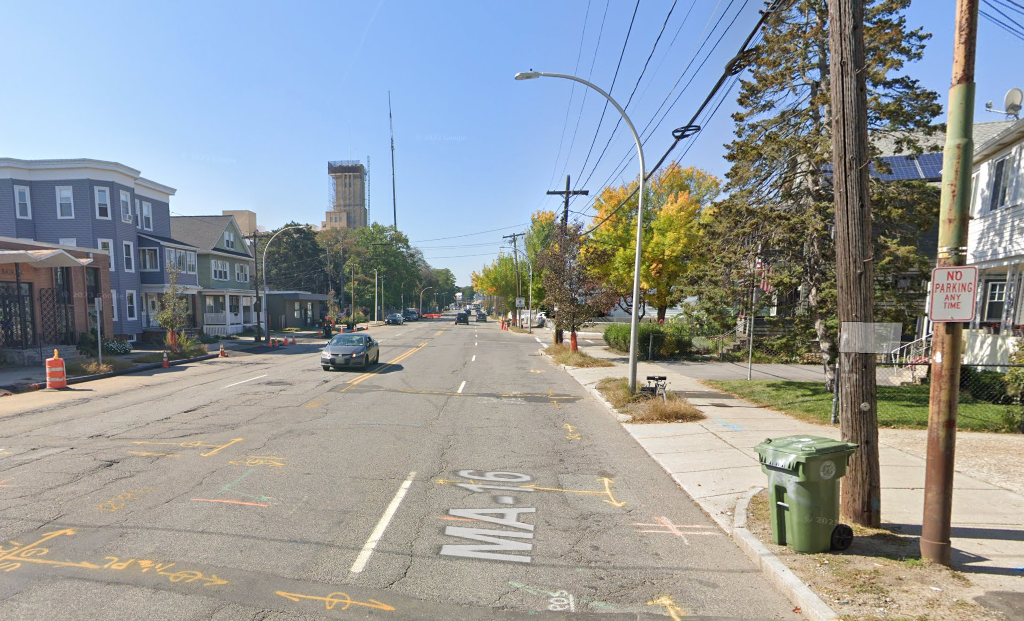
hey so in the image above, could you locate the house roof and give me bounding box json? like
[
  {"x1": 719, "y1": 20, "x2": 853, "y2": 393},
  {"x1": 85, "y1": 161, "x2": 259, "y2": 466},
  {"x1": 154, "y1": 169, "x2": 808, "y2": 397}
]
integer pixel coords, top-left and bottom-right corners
[
  {"x1": 170, "y1": 215, "x2": 252, "y2": 257},
  {"x1": 138, "y1": 232, "x2": 197, "y2": 249},
  {"x1": 974, "y1": 117, "x2": 1024, "y2": 162}
]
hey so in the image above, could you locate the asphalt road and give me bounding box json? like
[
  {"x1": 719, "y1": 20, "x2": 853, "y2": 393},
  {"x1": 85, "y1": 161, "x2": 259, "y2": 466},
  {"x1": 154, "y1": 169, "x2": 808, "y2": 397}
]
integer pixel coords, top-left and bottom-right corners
[{"x1": 0, "y1": 316, "x2": 801, "y2": 620}]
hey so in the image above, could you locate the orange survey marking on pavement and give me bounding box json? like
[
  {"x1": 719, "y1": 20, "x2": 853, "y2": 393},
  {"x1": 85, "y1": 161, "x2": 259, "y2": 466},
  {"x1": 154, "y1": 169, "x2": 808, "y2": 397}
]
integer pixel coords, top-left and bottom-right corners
[
  {"x1": 633, "y1": 517, "x2": 720, "y2": 544},
  {"x1": 100, "y1": 556, "x2": 229, "y2": 586},
  {"x1": 130, "y1": 437, "x2": 243, "y2": 457},
  {"x1": 276, "y1": 590, "x2": 395, "y2": 612},
  {"x1": 648, "y1": 595, "x2": 687, "y2": 619},
  {"x1": 0, "y1": 479, "x2": 12, "y2": 488},
  {"x1": 0, "y1": 530, "x2": 100, "y2": 572},
  {"x1": 128, "y1": 451, "x2": 180, "y2": 457},
  {"x1": 192, "y1": 498, "x2": 268, "y2": 508}
]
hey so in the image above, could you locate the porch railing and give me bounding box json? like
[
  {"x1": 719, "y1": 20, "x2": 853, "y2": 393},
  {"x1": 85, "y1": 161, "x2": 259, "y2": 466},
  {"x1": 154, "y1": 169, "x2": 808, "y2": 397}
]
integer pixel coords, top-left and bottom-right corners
[{"x1": 204, "y1": 312, "x2": 226, "y2": 325}]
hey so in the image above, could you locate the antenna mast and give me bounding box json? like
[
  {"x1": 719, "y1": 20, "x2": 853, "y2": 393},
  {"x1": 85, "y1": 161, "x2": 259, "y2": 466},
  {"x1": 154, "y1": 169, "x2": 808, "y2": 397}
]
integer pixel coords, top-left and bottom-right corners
[
  {"x1": 389, "y1": 91, "x2": 398, "y2": 230},
  {"x1": 366, "y1": 155, "x2": 371, "y2": 225}
]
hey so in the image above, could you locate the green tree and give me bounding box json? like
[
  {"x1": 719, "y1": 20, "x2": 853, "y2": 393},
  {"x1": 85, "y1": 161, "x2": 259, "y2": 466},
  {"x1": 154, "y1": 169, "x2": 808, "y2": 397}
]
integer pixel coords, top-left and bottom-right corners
[
  {"x1": 472, "y1": 255, "x2": 519, "y2": 316},
  {"x1": 699, "y1": 0, "x2": 942, "y2": 383},
  {"x1": 259, "y1": 223, "x2": 324, "y2": 293},
  {"x1": 524, "y1": 210, "x2": 557, "y2": 311},
  {"x1": 538, "y1": 224, "x2": 618, "y2": 351},
  {"x1": 589, "y1": 163, "x2": 720, "y2": 320},
  {"x1": 156, "y1": 266, "x2": 191, "y2": 353}
]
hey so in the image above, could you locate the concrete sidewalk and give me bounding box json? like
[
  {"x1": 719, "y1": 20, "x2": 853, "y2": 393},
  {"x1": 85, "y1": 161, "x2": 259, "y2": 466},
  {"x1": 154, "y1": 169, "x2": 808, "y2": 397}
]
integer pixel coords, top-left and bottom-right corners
[{"x1": 554, "y1": 341, "x2": 1024, "y2": 614}]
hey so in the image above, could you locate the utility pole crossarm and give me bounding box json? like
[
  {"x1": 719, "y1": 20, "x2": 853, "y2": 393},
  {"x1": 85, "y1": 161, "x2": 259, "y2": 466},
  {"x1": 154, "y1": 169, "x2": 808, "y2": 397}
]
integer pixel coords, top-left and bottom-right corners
[{"x1": 547, "y1": 175, "x2": 589, "y2": 231}]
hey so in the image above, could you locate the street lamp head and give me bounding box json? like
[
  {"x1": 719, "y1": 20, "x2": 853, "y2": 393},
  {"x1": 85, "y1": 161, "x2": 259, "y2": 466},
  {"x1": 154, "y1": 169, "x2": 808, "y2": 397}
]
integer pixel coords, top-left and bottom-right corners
[{"x1": 515, "y1": 71, "x2": 541, "y2": 81}]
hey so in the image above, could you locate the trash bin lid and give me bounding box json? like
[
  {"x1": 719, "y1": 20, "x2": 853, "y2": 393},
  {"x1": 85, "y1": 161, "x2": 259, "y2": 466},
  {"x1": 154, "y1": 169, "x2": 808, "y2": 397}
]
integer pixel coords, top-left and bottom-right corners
[{"x1": 755, "y1": 435, "x2": 858, "y2": 458}]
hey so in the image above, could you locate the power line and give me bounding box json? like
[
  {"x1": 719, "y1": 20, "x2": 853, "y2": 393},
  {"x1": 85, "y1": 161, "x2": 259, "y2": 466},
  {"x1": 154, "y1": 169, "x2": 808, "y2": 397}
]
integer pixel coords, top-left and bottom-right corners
[
  {"x1": 576, "y1": 0, "x2": 680, "y2": 191},
  {"x1": 410, "y1": 223, "x2": 528, "y2": 243},
  {"x1": 546, "y1": 0, "x2": 594, "y2": 191},
  {"x1": 573, "y1": 0, "x2": 641, "y2": 186},
  {"x1": 583, "y1": 0, "x2": 781, "y2": 236},
  {"x1": 575, "y1": 0, "x2": 747, "y2": 214}
]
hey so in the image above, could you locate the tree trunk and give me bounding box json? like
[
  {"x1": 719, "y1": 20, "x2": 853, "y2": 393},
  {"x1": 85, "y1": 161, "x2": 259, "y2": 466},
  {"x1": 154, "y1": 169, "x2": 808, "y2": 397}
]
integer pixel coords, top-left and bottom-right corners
[
  {"x1": 657, "y1": 306, "x2": 667, "y2": 321},
  {"x1": 570, "y1": 331, "x2": 578, "y2": 352},
  {"x1": 830, "y1": 0, "x2": 880, "y2": 527}
]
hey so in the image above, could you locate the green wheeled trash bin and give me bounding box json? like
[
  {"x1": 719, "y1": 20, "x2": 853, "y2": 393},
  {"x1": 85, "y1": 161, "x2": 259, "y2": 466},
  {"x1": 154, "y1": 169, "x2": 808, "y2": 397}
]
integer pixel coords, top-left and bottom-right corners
[{"x1": 753, "y1": 435, "x2": 858, "y2": 553}]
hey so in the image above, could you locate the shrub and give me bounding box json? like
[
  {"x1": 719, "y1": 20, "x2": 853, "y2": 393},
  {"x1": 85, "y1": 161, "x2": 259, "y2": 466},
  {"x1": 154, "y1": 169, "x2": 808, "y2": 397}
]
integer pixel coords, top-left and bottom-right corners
[
  {"x1": 77, "y1": 331, "x2": 132, "y2": 356},
  {"x1": 198, "y1": 333, "x2": 220, "y2": 344},
  {"x1": 102, "y1": 338, "x2": 133, "y2": 355},
  {"x1": 603, "y1": 323, "x2": 692, "y2": 359},
  {"x1": 164, "y1": 331, "x2": 208, "y2": 358}
]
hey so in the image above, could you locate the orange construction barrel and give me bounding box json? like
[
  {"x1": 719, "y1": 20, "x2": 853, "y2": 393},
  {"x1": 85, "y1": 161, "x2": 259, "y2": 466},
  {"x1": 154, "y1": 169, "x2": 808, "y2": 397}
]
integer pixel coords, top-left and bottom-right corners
[{"x1": 46, "y1": 349, "x2": 68, "y2": 389}]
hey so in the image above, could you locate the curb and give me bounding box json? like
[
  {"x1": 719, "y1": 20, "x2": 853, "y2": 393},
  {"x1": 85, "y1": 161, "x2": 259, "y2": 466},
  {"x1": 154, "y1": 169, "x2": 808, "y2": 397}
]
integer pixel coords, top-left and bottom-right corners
[
  {"x1": 547, "y1": 352, "x2": 840, "y2": 621},
  {"x1": 732, "y1": 489, "x2": 840, "y2": 621},
  {"x1": 21, "y1": 353, "x2": 220, "y2": 391},
  {"x1": 538, "y1": 347, "x2": 632, "y2": 422}
]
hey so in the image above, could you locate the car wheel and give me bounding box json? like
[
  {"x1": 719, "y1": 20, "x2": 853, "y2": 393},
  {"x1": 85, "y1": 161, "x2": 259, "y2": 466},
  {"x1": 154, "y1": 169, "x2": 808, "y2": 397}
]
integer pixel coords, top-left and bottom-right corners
[
  {"x1": 373, "y1": 351, "x2": 379, "y2": 364},
  {"x1": 361, "y1": 355, "x2": 369, "y2": 369},
  {"x1": 322, "y1": 366, "x2": 331, "y2": 371}
]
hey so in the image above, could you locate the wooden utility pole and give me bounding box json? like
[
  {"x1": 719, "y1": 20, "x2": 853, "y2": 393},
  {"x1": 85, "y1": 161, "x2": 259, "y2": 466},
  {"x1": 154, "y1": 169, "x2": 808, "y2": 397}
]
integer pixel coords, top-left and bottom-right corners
[
  {"x1": 547, "y1": 175, "x2": 588, "y2": 343},
  {"x1": 829, "y1": 0, "x2": 880, "y2": 526},
  {"x1": 548, "y1": 175, "x2": 589, "y2": 232},
  {"x1": 921, "y1": 0, "x2": 978, "y2": 566},
  {"x1": 249, "y1": 232, "x2": 263, "y2": 343}
]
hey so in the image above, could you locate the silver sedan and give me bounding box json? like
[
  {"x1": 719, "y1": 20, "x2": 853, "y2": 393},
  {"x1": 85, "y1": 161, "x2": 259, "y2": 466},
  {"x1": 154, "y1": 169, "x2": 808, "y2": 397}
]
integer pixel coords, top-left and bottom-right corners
[{"x1": 321, "y1": 334, "x2": 380, "y2": 371}]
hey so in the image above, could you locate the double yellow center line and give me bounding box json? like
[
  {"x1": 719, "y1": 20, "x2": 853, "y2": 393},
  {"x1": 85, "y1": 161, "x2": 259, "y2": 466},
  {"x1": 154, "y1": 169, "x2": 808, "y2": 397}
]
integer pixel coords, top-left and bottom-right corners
[{"x1": 344, "y1": 342, "x2": 428, "y2": 388}]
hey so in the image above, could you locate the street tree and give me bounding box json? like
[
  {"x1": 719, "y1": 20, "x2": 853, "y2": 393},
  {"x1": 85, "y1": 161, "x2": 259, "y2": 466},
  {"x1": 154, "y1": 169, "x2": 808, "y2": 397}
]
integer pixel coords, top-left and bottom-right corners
[
  {"x1": 524, "y1": 210, "x2": 557, "y2": 311},
  {"x1": 700, "y1": 0, "x2": 941, "y2": 387},
  {"x1": 537, "y1": 223, "x2": 618, "y2": 351},
  {"x1": 589, "y1": 163, "x2": 720, "y2": 320},
  {"x1": 259, "y1": 222, "x2": 324, "y2": 293},
  {"x1": 156, "y1": 266, "x2": 191, "y2": 353},
  {"x1": 472, "y1": 255, "x2": 519, "y2": 316}
]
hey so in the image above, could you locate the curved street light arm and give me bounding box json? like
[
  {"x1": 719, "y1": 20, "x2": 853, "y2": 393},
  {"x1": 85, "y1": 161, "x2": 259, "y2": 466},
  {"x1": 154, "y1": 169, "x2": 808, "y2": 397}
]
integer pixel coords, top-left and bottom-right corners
[{"x1": 261, "y1": 225, "x2": 310, "y2": 341}]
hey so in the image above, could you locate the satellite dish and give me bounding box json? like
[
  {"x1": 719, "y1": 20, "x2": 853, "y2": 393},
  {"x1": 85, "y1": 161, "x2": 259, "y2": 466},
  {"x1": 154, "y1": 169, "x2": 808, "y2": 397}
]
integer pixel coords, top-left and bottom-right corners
[{"x1": 1005, "y1": 88, "x2": 1023, "y2": 116}]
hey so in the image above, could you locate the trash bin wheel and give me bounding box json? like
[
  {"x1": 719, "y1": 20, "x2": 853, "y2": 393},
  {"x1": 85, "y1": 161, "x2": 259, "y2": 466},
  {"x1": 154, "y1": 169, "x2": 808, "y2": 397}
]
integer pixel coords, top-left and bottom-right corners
[{"x1": 831, "y1": 524, "x2": 854, "y2": 551}]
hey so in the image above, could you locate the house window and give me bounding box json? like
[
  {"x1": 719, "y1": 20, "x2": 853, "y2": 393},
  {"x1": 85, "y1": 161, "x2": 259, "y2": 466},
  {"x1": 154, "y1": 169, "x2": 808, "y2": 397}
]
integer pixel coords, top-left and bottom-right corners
[
  {"x1": 122, "y1": 241, "x2": 135, "y2": 272},
  {"x1": 212, "y1": 260, "x2": 229, "y2": 281},
  {"x1": 57, "y1": 186, "x2": 74, "y2": 219},
  {"x1": 235, "y1": 263, "x2": 250, "y2": 283},
  {"x1": 111, "y1": 289, "x2": 119, "y2": 320},
  {"x1": 135, "y1": 199, "x2": 142, "y2": 228},
  {"x1": 140, "y1": 248, "x2": 159, "y2": 271},
  {"x1": 294, "y1": 301, "x2": 302, "y2": 319},
  {"x1": 95, "y1": 187, "x2": 111, "y2": 219},
  {"x1": 224, "y1": 231, "x2": 235, "y2": 249},
  {"x1": 186, "y1": 251, "x2": 197, "y2": 274},
  {"x1": 98, "y1": 239, "x2": 114, "y2": 271},
  {"x1": 58, "y1": 238, "x2": 77, "y2": 247},
  {"x1": 142, "y1": 202, "x2": 153, "y2": 230},
  {"x1": 120, "y1": 191, "x2": 132, "y2": 222},
  {"x1": 985, "y1": 281, "x2": 1007, "y2": 322},
  {"x1": 230, "y1": 295, "x2": 240, "y2": 314},
  {"x1": 991, "y1": 157, "x2": 1011, "y2": 211},
  {"x1": 14, "y1": 185, "x2": 32, "y2": 219},
  {"x1": 126, "y1": 290, "x2": 138, "y2": 321}
]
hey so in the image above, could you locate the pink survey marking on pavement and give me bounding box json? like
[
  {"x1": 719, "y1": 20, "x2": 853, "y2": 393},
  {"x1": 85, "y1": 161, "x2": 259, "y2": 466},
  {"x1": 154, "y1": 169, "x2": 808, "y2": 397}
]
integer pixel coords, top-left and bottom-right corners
[{"x1": 632, "y1": 517, "x2": 720, "y2": 545}]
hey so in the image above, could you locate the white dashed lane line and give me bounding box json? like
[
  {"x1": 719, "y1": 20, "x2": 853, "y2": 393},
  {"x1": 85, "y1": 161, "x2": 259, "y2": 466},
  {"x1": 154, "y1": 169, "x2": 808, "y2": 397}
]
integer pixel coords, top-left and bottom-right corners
[
  {"x1": 535, "y1": 337, "x2": 542, "y2": 343},
  {"x1": 350, "y1": 471, "x2": 417, "y2": 573},
  {"x1": 457, "y1": 381, "x2": 467, "y2": 394},
  {"x1": 471, "y1": 355, "x2": 476, "y2": 362},
  {"x1": 222, "y1": 374, "x2": 268, "y2": 389}
]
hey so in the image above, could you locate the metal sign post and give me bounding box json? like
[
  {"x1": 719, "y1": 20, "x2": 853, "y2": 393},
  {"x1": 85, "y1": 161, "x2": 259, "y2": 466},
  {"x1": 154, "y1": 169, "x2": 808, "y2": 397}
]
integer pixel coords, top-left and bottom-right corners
[{"x1": 95, "y1": 297, "x2": 103, "y2": 366}]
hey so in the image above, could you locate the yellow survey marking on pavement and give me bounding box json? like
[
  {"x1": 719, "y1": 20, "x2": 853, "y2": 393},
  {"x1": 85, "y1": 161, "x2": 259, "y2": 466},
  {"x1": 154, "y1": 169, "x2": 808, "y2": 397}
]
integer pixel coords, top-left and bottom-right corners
[
  {"x1": 648, "y1": 595, "x2": 686, "y2": 619},
  {"x1": 0, "y1": 529, "x2": 100, "y2": 572},
  {"x1": 521, "y1": 478, "x2": 626, "y2": 508},
  {"x1": 335, "y1": 342, "x2": 429, "y2": 394},
  {"x1": 130, "y1": 438, "x2": 243, "y2": 457},
  {"x1": 434, "y1": 477, "x2": 626, "y2": 508},
  {"x1": 529, "y1": 369, "x2": 545, "y2": 373},
  {"x1": 276, "y1": 591, "x2": 395, "y2": 612},
  {"x1": 127, "y1": 451, "x2": 180, "y2": 457},
  {"x1": 563, "y1": 424, "x2": 580, "y2": 440}
]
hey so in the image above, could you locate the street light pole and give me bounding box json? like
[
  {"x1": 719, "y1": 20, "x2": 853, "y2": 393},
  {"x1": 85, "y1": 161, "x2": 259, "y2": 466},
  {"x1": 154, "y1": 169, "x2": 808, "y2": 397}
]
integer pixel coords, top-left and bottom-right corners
[
  {"x1": 516, "y1": 70, "x2": 645, "y2": 392},
  {"x1": 419, "y1": 286, "x2": 433, "y2": 317},
  {"x1": 374, "y1": 269, "x2": 379, "y2": 325},
  {"x1": 261, "y1": 225, "x2": 309, "y2": 341}
]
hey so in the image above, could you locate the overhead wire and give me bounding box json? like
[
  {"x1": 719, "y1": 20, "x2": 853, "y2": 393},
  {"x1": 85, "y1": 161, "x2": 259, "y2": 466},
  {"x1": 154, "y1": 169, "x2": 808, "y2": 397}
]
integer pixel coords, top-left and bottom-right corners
[
  {"x1": 545, "y1": 0, "x2": 594, "y2": 191},
  {"x1": 575, "y1": 0, "x2": 747, "y2": 215},
  {"x1": 572, "y1": 0, "x2": 642, "y2": 187},
  {"x1": 582, "y1": 0, "x2": 783, "y2": 236}
]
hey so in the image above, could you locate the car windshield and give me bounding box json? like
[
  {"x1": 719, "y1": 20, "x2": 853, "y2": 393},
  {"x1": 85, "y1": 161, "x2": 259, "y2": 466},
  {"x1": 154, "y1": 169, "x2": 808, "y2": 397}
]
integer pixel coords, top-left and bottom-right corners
[{"x1": 329, "y1": 335, "x2": 364, "y2": 346}]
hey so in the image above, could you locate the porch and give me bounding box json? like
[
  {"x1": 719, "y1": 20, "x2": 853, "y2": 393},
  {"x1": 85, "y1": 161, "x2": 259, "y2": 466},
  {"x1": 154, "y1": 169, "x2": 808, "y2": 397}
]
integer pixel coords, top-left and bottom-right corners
[{"x1": 200, "y1": 291, "x2": 259, "y2": 336}]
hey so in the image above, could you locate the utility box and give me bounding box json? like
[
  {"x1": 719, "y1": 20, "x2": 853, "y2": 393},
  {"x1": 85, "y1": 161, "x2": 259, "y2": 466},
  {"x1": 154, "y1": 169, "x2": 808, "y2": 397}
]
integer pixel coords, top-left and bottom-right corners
[{"x1": 753, "y1": 435, "x2": 858, "y2": 553}]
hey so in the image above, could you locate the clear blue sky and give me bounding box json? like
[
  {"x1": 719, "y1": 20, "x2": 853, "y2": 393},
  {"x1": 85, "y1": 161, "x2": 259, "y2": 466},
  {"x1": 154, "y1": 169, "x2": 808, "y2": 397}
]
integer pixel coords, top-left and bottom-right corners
[{"x1": 2, "y1": 1, "x2": 1020, "y2": 286}]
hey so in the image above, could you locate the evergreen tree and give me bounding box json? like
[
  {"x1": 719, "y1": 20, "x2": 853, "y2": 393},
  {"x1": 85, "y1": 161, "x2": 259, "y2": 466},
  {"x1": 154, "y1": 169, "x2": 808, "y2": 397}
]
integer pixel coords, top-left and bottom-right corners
[{"x1": 699, "y1": 0, "x2": 942, "y2": 383}]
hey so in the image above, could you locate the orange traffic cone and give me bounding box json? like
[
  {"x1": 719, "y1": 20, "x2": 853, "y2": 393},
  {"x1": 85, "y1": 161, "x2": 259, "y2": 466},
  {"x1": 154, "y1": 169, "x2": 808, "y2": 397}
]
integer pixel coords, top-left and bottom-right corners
[
  {"x1": 162, "y1": 352, "x2": 169, "y2": 368},
  {"x1": 290, "y1": 335, "x2": 296, "y2": 345},
  {"x1": 219, "y1": 343, "x2": 227, "y2": 357}
]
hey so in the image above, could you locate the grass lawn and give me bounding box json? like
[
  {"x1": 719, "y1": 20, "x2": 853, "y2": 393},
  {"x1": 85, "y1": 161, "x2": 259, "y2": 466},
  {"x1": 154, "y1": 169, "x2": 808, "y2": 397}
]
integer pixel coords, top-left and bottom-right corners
[
  {"x1": 66, "y1": 359, "x2": 134, "y2": 377},
  {"x1": 705, "y1": 379, "x2": 1013, "y2": 432}
]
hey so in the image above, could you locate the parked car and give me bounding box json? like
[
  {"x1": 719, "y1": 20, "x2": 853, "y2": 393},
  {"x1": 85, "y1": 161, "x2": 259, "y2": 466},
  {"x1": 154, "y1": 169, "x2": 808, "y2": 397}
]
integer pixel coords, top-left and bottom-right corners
[
  {"x1": 455, "y1": 312, "x2": 469, "y2": 325},
  {"x1": 385, "y1": 313, "x2": 404, "y2": 325},
  {"x1": 321, "y1": 334, "x2": 379, "y2": 371}
]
